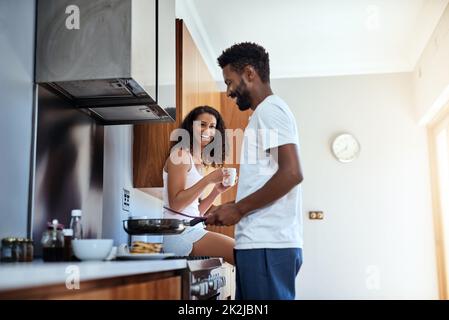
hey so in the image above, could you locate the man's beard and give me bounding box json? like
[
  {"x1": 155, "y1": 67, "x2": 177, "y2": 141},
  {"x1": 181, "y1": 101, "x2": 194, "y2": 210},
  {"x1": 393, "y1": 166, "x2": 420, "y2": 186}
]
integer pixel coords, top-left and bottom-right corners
[{"x1": 233, "y1": 80, "x2": 252, "y2": 111}]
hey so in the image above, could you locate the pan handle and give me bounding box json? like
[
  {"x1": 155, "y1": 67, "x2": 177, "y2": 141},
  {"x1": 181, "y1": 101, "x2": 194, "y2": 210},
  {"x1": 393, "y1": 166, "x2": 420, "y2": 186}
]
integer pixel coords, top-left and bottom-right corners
[{"x1": 189, "y1": 216, "x2": 206, "y2": 226}]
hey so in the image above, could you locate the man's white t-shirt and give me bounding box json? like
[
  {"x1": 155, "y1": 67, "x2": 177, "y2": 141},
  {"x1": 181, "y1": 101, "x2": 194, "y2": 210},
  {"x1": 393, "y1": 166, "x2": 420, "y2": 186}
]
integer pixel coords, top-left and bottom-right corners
[{"x1": 235, "y1": 95, "x2": 303, "y2": 250}]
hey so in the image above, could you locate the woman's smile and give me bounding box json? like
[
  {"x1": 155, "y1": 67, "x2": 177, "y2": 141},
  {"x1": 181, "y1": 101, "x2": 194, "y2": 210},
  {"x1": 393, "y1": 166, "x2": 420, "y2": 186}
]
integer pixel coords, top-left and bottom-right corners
[{"x1": 201, "y1": 134, "x2": 211, "y2": 141}]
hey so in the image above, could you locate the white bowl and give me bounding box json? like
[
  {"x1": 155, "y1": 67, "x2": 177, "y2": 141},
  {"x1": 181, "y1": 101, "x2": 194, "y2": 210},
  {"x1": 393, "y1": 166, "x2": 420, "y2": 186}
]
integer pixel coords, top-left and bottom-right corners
[{"x1": 72, "y1": 239, "x2": 113, "y2": 261}]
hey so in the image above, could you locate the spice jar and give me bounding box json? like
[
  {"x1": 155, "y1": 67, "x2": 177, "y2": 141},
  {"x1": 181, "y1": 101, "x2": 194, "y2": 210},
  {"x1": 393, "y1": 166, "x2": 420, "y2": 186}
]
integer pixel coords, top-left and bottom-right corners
[
  {"x1": 1, "y1": 237, "x2": 17, "y2": 262},
  {"x1": 15, "y1": 238, "x2": 26, "y2": 262},
  {"x1": 25, "y1": 238, "x2": 34, "y2": 262}
]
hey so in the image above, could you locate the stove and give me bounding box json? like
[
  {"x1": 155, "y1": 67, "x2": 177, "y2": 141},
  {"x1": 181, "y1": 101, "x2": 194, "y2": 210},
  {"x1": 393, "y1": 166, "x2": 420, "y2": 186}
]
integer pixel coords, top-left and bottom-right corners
[{"x1": 166, "y1": 256, "x2": 230, "y2": 300}]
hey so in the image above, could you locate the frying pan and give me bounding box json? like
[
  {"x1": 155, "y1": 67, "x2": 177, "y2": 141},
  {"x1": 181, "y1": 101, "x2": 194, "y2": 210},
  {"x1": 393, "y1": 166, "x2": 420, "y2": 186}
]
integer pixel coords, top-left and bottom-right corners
[{"x1": 122, "y1": 207, "x2": 206, "y2": 235}]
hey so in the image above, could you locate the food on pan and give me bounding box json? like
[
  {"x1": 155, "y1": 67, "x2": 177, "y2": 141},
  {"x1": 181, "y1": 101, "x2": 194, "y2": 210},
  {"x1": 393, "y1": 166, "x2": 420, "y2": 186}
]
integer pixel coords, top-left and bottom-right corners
[{"x1": 130, "y1": 241, "x2": 162, "y2": 254}]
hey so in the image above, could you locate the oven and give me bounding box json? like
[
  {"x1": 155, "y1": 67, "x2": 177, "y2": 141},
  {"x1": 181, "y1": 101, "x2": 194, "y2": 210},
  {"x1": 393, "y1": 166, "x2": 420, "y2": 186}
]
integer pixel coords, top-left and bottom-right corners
[{"x1": 173, "y1": 256, "x2": 232, "y2": 300}]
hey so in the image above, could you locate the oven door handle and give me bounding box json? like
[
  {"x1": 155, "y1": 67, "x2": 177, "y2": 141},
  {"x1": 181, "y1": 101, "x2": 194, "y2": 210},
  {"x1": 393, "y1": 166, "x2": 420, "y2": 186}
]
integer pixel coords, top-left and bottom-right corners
[{"x1": 208, "y1": 293, "x2": 220, "y2": 300}]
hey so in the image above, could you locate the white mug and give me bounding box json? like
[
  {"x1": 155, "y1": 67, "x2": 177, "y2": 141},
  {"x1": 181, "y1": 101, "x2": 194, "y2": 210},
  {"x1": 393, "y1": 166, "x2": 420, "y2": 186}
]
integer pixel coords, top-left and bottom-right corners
[{"x1": 222, "y1": 168, "x2": 237, "y2": 187}]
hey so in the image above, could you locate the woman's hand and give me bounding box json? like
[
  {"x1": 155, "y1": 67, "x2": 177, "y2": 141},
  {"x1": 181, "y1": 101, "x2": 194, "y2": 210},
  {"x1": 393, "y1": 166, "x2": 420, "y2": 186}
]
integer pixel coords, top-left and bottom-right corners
[
  {"x1": 199, "y1": 174, "x2": 238, "y2": 215},
  {"x1": 213, "y1": 175, "x2": 238, "y2": 194},
  {"x1": 214, "y1": 183, "x2": 231, "y2": 194},
  {"x1": 207, "y1": 168, "x2": 228, "y2": 184}
]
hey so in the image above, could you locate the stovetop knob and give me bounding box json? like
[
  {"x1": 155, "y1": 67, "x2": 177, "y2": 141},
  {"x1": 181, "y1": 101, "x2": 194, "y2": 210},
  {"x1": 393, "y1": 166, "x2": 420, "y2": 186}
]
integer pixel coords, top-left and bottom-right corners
[
  {"x1": 200, "y1": 282, "x2": 209, "y2": 295},
  {"x1": 191, "y1": 283, "x2": 201, "y2": 296}
]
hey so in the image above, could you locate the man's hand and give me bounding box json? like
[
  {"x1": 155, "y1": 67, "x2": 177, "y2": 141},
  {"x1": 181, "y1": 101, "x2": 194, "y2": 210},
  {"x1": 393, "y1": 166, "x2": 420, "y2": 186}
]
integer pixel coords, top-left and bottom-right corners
[{"x1": 205, "y1": 203, "x2": 244, "y2": 226}]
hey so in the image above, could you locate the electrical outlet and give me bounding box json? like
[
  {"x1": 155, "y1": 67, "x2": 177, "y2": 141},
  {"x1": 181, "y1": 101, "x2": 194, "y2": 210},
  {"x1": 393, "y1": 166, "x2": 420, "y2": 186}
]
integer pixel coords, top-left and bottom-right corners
[
  {"x1": 309, "y1": 211, "x2": 324, "y2": 220},
  {"x1": 122, "y1": 188, "x2": 130, "y2": 212}
]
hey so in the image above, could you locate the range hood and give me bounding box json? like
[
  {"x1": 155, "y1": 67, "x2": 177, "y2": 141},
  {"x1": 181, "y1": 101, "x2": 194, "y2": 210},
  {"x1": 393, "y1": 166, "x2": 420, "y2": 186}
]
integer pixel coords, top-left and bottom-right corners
[{"x1": 35, "y1": 0, "x2": 176, "y2": 125}]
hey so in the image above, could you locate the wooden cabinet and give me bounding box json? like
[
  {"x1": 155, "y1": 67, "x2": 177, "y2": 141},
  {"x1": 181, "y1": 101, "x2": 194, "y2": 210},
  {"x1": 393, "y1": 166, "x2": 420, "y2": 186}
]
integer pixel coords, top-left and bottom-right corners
[
  {"x1": 0, "y1": 271, "x2": 183, "y2": 300},
  {"x1": 134, "y1": 19, "x2": 221, "y2": 188},
  {"x1": 60, "y1": 274, "x2": 182, "y2": 300}
]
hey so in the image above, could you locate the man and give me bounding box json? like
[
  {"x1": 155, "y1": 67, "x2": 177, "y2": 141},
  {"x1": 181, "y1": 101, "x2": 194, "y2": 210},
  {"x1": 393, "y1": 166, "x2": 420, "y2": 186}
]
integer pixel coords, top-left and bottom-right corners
[{"x1": 206, "y1": 42, "x2": 304, "y2": 300}]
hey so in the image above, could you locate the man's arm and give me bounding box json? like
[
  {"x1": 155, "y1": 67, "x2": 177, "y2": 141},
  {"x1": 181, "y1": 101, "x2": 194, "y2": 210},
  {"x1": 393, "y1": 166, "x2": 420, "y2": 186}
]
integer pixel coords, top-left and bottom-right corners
[{"x1": 205, "y1": 143, "x2": 303, "y2": 226}]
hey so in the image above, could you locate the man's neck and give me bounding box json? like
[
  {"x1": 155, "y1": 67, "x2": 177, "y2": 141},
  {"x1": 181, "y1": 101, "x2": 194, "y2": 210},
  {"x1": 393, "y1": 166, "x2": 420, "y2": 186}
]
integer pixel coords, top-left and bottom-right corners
[{"x1": 250, "y1": 84, "x2": 273, "y2": 110}]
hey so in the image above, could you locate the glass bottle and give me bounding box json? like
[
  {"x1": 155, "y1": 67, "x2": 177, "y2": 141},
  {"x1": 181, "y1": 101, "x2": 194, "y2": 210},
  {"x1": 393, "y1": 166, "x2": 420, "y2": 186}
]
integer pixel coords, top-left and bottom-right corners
[{"x1": 69, "y1": 209, "x2": 83, "y2": 240}]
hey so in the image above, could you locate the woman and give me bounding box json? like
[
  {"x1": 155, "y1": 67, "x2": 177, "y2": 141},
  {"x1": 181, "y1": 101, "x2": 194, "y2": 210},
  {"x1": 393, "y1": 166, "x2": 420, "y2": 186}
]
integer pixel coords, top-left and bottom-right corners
[{"x1": 162, "y1": 106, "x2": 235, "y2": 264}]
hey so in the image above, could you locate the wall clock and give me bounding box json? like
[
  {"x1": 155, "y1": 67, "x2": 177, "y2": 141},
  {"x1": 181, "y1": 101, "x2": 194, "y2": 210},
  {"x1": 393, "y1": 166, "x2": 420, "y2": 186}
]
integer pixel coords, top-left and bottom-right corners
[{"x1": 331, "y1": 133, "x2": 360, "y2": 163}]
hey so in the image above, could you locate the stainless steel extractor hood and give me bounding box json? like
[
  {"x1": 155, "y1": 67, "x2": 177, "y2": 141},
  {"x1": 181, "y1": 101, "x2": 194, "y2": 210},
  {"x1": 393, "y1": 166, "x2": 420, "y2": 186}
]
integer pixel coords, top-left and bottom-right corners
[{"x1": 35, "y1": 0, "x2": 176, "y2": 125}]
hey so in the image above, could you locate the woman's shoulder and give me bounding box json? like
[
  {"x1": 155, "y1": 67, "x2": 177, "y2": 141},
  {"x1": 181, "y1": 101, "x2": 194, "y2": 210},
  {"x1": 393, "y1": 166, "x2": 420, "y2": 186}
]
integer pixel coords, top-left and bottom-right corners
[
  {"x1": 167, "y1": 147, "x2": 192, "y2": 168},
  {"x1": 170, "y1": 147, "x2": 191, "y2": 159}
]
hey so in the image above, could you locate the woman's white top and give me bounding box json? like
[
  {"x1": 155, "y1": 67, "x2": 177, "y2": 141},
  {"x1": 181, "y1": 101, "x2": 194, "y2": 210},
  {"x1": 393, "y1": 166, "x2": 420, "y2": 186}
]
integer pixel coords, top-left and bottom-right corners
[{"x1": 162, "y1": 151, "x2": 203, "y2": 221}]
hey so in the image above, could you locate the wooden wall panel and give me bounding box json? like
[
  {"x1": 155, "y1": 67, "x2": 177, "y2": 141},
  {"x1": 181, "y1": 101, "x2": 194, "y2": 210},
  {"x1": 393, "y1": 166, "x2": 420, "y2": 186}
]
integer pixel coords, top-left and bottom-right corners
[
  {"x1": 181, "y1": 22, "x2": 199, "y2": 119},
  {"x1": 206, "y1": 93, "x2": 252, "y2": 238},
  {"x1": 220, "y1": 93, "x2": 252, "y2": 204},
  {"x1": 198, "y1": 50, "x2": 221, "y2": 109}
]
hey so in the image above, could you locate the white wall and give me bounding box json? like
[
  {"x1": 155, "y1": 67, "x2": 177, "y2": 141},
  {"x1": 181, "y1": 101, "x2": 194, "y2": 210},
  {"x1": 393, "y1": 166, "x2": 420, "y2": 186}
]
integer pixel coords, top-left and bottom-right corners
[
  {"x1": 272, "y1": 73, "x2": 438, "y2": 299},
  {"x1": 102, "y1": 126, "x2": 162, "y2": 246},
  {"x1": 413, "y1": 3, "x2": 449, "y2": 124}
]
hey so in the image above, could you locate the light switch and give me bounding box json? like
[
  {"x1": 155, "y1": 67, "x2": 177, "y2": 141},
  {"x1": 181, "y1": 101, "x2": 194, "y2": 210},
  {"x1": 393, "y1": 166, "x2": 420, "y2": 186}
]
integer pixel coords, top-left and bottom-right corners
[{"x1": 122, "y1": 188, "x2": 130, "y2": 212}]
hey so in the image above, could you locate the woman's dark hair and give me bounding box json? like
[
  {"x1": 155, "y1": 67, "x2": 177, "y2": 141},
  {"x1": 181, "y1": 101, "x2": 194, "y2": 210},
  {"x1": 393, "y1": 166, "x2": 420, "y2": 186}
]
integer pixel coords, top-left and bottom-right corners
[
  {"x1": 171, "y1": 106, "x2": 227, "y2": 167},
  {"x1": 217, "y1": 42, "x2": 270, "y2": 83}
]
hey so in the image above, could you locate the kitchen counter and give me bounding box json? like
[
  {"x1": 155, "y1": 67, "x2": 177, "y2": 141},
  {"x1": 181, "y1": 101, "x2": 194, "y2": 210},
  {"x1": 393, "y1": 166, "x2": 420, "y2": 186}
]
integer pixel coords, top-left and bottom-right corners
[{"x1": 0, "y1": 259, "x2": 187, "y2": 299}]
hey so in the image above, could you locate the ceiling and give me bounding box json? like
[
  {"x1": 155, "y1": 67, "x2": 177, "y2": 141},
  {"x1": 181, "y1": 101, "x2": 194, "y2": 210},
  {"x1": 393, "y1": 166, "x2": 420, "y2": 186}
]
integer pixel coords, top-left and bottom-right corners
[{"x1": 177, "y1": 0, "x2": 449, "y2": 80}]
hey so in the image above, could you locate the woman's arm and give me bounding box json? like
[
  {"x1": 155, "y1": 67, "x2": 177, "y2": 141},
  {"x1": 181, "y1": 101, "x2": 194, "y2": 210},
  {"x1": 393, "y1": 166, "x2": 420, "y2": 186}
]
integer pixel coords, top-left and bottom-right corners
[
  {"x1": 198, "y1": 178, "x2": 237, "y2": 215},
  {"x1": 167, "y1": 149, "x2": 224, "y2": 212},
  {"x1": 198, "y1": 186, "x2": 221, "y2": 215}
]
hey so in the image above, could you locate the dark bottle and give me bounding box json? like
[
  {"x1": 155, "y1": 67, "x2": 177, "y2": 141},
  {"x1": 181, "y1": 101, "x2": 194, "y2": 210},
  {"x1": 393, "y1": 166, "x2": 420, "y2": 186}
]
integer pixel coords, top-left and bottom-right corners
[
  {"x1": 41, "y1": 219, "x2": 64, "y2": 262},
  {"x1": 62, "y1": 229, "x2": 73, "y2": 261}
]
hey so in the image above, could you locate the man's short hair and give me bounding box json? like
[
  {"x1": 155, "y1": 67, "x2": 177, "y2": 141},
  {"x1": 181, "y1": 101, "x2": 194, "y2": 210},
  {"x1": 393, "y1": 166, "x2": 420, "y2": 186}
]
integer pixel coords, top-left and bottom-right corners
[{"x1": 217, "y1": 42, "x2": 270, "y2": 83}]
